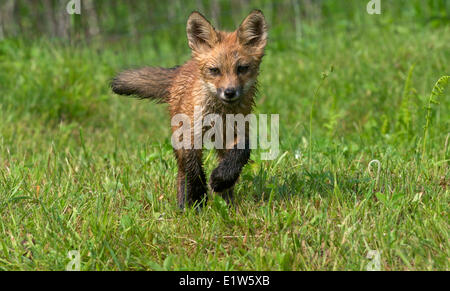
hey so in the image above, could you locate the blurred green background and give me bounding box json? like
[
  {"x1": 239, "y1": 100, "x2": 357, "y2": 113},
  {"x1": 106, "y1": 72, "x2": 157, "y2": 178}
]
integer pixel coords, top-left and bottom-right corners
[{"x1": 1, "y1": 0, "x2": 449, "y2": 44}]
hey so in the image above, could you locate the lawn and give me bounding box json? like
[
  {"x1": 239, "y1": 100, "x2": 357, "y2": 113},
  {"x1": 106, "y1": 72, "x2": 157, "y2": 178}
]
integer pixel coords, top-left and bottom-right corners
[{"x1": 0, "y1": 2, "x2": 448, "y2": 270}]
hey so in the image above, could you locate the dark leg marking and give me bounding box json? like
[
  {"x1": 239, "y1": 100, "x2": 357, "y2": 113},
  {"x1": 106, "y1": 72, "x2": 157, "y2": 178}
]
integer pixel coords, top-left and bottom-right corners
[{"x1": 210, "y1": 140, "x2": 250, "y2": 193}]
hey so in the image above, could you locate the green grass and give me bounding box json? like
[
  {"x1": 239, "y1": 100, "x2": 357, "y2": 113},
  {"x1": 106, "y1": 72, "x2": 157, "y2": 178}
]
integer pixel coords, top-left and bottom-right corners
[{"x1": 0, "y1": 16, "x2": 449, "y2": 270}]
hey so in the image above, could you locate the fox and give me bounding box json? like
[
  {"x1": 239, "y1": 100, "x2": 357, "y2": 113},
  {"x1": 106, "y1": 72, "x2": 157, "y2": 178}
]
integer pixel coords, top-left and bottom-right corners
[{"x1": 111, "y1": 10, "x2": 268, "y2": 209}]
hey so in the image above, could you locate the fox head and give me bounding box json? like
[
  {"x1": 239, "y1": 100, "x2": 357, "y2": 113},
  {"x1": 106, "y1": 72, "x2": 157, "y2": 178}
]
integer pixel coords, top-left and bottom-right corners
[{"x1": 187, "y1": 10, "x2": 268, "y2": 104}]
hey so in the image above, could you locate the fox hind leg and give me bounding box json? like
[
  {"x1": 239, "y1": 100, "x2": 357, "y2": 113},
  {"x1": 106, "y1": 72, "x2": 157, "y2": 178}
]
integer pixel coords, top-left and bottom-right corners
[{"x1": 175, "y1": 149, "x2": 207, "y2": 209}]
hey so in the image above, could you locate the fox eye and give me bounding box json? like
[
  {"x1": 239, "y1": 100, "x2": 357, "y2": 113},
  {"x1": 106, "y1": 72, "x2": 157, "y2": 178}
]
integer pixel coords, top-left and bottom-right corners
[
  {"x1": 237, "y1": 65, "x2": 249, "y2": 74},
  {"x1": 209, "y1": 67, "x2": 220, "y2": 75}
]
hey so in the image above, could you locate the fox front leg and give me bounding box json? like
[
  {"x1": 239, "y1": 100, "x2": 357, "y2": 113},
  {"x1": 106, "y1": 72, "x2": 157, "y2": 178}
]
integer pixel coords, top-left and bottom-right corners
[
  {"x1": 210, "y1": 141, "x2": 251, "y2": 198},
  {"x1": 175, "y1": 149, "x2": 208, "y2": 209}
]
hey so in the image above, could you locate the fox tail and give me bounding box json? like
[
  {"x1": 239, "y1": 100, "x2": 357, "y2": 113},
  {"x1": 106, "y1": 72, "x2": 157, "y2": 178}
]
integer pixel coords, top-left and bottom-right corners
[{"x1": 111, "y1": 66, "x2": 179, "y2": 103}]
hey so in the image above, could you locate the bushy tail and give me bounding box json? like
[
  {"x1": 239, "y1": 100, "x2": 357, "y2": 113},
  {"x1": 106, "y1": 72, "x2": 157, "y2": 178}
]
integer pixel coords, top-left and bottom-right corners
[{"x1": 111, "y1": 66, "x2": 179, "y2": 103}]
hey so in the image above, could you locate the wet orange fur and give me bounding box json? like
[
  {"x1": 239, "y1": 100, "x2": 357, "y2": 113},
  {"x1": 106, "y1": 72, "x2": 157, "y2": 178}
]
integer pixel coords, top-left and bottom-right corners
[
  {"x1": 169, "y1": 27, "x2": 263, "y2": 125},
  {"x1": 112, "y1": 10, "x2": 268, "y2": 207}
]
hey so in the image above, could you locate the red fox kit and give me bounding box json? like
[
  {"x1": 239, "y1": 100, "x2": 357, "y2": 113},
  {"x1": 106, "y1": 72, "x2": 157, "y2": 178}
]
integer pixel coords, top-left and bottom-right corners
[{"x1": 111, "y1": 10, "x2": 268, "y2": 208}]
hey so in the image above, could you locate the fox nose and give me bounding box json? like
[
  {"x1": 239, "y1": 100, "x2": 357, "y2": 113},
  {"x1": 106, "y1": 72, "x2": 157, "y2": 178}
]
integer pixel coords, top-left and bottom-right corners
[{"x1": 224, "y1": 87, "x2": 237, "y2": 99}]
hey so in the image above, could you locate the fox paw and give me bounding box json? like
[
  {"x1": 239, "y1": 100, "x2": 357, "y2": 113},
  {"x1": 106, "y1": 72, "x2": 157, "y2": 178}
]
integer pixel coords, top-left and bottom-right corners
[{"x1": 209, "y1": 167, "x2": 239, "y2": 193}]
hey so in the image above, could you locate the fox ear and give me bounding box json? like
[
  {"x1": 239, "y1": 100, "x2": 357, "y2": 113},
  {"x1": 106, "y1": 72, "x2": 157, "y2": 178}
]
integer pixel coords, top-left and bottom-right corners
[
  {"x1": 237, "y1": 10, "x2": 268, "y2": 50},
  {"x1": 187, "y1": 12, "x2": 218, "y2": 51}
]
